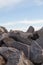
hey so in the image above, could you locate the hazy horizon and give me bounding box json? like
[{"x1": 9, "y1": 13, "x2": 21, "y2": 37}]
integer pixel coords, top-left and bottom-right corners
[{"x1": 0, "y1": 0, "x2": 43, "y2": 31}]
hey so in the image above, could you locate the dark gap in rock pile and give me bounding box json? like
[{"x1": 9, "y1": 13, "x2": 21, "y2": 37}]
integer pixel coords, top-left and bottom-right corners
[{"x1": 31, "y1": 32, "x2": 39, "y2": 40}]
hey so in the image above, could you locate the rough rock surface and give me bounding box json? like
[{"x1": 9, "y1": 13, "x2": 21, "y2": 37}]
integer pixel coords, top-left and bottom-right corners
[
  {"x1": 27, "y1": 26, "x2": 34, "y2": 33},
  {"x1": 2, "y1": 37, "x2": 30, "y2": 59},
  {"x1": 8, "y1": 31, "x2": 33, "y2": 45},
  {"x1": 37, "y1": 27, "x2": 43, "y2": 37},
  {"x1": 0, "y1": 26, "x2": 43, "y2": 65},
  {"x1": 31, "y1": 41, "x2": 43, "y2": 63},
  {"x1": 0, "y1": 47, "x2": 34, "y2": 65}
]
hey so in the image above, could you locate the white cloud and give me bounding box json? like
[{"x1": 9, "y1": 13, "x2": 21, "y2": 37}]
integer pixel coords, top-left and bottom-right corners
[
  {"x1": 0, "y1": 0, "x2": 43, "y2": 8},
  {"x1": 18, "y1": 20, "x2": 43, "y2": 24},
  {"x1": 0, "y1": 0, "x2": 23, "y2": 8},
  {"x1": 2, "y1": 20, "x2": 43, "y2": 25}
]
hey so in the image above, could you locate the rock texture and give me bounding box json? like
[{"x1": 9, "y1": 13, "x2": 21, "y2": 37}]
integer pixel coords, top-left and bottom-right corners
[{"x1": 0, "y1": 26, "x2": 43, "y2": 65}]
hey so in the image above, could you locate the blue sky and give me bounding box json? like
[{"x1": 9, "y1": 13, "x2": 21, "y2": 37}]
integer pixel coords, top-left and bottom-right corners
[{"x1": 0, "y1": 0, "x2": 43, "y2": 31}]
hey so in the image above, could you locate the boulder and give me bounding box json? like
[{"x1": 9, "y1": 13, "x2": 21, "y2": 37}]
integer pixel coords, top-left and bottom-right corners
[
  {"x1": 36, "y1": 37, "x2": 43, "y2": 48},
  {"x1": 8, "y1": 31, "x2": 33, "y2": 45},
  {"x1": 0, "y1": 55, "x2": 6, "y2": 65},
  {"x1": 2, "y1": 37, "x2": 31, "y2": 59},
  {"x1": 0, "y1": 33, "x2": 9, "y2": 47},
  {"x1": 0, "y1": 47, "x2": 34, "y2": 65},
  {"x1": 31, "y1": 41, "x2": 43, "y2": 63},
  {"x1": 36, "y1": 27, "x2": 43, "y2": 37},
  {"x1": 27, "y1": 26, "x2": 34, "y2": 33},
  {"x1": 0, "y1": 26, "x2": 8, "y2": 33},
  {"x1": 9, "y1": 30, "x2": 33, "y2": 39}
]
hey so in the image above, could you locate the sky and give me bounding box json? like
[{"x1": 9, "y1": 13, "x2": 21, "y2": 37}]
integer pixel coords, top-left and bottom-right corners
[{"x1": 0, "y1": 0, "x2": 43, "y2": 31}]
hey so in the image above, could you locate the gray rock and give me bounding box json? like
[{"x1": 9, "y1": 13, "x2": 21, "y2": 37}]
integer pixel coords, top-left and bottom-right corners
[
  {"x1": 37, "y1": 27, "x2": 43, "y2": 37},
  {"x1": 27, "y1": 26, "x2": 34, "y2": 33},
  {"x1": 8, "y1": 31, "x2": 33, "y2": 45},
  {"x1": 0, "y1": 47, "x2": 34, "y2": 65},
  {"x1": 0, "y1": 47, "x2": 22, "y2": 65},
  {"x1": 41, "y1": 63, "x2": 43, "y2": 65},
  {"x1": 2, "y1": 37, "x2": 31, "y2": 59},
  {"x1": 36, "y1": 37, "x2": 43, "y2": 48},
  {"x1": 9, "y1": 30, "x2": 33, "y2": 39},
  {"x1": 0, "y1": 26, "x2": 8, "y2": 33},
  {"x1": 31, "y1": 41, "x2": 43, "y2": 63},
  {"x1": 0, "y1": 33, "x2": 9, "y2": 46}
]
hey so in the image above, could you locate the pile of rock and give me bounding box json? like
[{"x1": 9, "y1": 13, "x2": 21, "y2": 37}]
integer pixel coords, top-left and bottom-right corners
[{"x1": 0, "y1": 26, "x2": 43, "y2": 65}]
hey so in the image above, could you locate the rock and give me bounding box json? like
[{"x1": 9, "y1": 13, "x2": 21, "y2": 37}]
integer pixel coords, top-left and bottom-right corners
[
  {"x1": 0, "y1": 26, "x2": 43, "y2": 65},
  {"x1": 9, "y1": 30, "x2": 33, "y2": 39},
  {"x1": 41, "y1": 64, "x2": 43, "y2": 65},
  {"x1": 8, "y1": 31, "x2": 33, "y2": 45},
  {"x1": 17, "y1": 52, "x2": 34, "y2": 65},
  {"x1": 0, "y1": 55, "x2": 6, "y2": 65},
  {"x1": 0, "y1": 47, "x2": 34, "y2": 65},
  {"x1": 31, "y1": 32, "x2": 39, "y2": 40},
  {"x1": 0, "y1": 47, "x2": 22, "y2": 65},
  {"x1": 2, "y1": 33, "x2": 9, "y2": 38},
  {"x1": 27, "y1": 26, "x2": 34, "y2": 33},
  {"x1": 1, "y1": 33, "x2": 8, "y2": 40},
  {"x1": 37, "y1": 27, "x2": 43, "y2": 37},
  {"x1": 31, "y1": 41, "x2": 43, "y2": 63},
  {"x1": 2, "y1": 37, "x2": 31, "y2": 59},
  {"x1": 0, "y1": 26, "x2": 8, "y2": 33},
  {"x1": 36, "y1": 37, "x2": 43, "y2": 48},
  {"x1": 0, "y1": 33, "x2": 9, "y2": 47}
]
